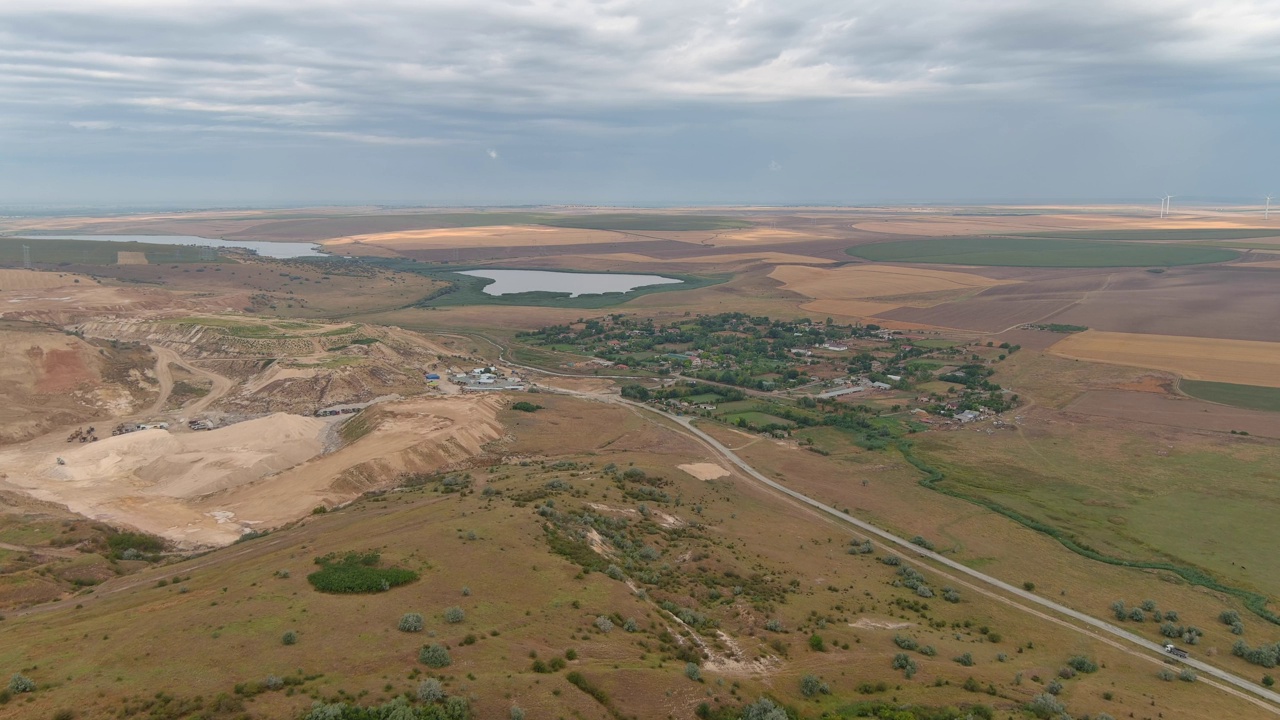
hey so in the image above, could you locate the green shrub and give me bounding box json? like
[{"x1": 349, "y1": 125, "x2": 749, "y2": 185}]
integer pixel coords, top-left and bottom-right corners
[
  {"x1": 399, "y1": 613, "x2": 424, "y2": 632},
  {"x1": 685, "y1": 663, "x2": 701, "y2": 681},
  {"x1": 799, "y1": 674, "x2": 829, "y2": 697},
  {"x1": 1027, "y1": 694, "x2": 1064, "y2": 719},
  {"x1": 808, "y1": 633, "x2": 825, "y2": 652},
  {"x1": 307, "y1": 552, "x2": 418, "y2": 594},
  {"x1": 511, "y1": 402, "x2": 542, "y2": 413},
  {"x1": 417, "y1": 678, "x2": 444, "y2": 702},
  {"x1": 281, "y1": 631, "x2": 298, "y2": 646},
  {"x1": 954, "y1": 652, "x2": 974, "y2": 667},
  {"x1": 7, "y1": 674, "x2": 35, "y2": 694},
  {"x1": 420, "y1": 644, "x2": 452, "y2": 668},
  {"x1": 1066, "y1": 655, "x2": 1099, "y2": 673},
  {"x1": 444, "y1": 606, "x2": 465, "y2": 624}
]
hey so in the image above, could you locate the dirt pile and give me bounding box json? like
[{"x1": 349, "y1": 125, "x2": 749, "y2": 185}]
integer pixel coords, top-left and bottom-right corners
[
  {"x1": 196, "y1": 394, "x2": 507, "y2": 533},
  {"x1": 0, "y1": 395, "x2": 506, "y2": 548}
]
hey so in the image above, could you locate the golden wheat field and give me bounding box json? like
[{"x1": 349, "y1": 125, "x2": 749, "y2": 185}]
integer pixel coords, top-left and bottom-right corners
[{"x1": 1049, "y1": 330, "x2": 1280, "y2": 388}]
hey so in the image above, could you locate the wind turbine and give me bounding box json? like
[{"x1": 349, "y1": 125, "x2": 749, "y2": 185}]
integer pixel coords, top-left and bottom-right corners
[
  {"x1": 1162, "y1": 195, "x2": 1174, "y2": 217},
  {"x1": 1267, "y1": 195, "x2": 1273, "y2": 220}
]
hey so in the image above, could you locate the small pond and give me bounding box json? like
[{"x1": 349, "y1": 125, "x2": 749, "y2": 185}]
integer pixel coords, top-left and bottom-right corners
[{"x1": 459, "y1": 269, "x2": 683, "y2": 297}]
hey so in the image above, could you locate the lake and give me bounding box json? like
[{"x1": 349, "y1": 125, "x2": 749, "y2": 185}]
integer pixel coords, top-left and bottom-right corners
[
  {"x1": 30, "y1": 235, "x2": 327, "y2": 259},
  {"x1": 459, "y1": 269, "x2": 682, "y2": 297}
]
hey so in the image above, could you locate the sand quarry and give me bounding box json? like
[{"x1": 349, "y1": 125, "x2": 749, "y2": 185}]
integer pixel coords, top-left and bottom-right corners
[{"x1": 0, "y1": 395, "x2": 504, "y2": 548}]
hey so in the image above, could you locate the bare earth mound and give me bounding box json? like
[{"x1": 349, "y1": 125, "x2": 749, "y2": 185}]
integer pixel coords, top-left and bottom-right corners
[
  {"x1": 1049, "y1": 330, "x2": 1280, "y2": 388},
  {"x1": 0, "y1": 396, "x2": 504, "y2": 547}
]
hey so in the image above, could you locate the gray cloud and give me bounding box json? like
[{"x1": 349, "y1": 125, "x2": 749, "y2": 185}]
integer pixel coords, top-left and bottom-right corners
[{"x1": 0, "y1": 1, "x2": 1277, "y2": 205}]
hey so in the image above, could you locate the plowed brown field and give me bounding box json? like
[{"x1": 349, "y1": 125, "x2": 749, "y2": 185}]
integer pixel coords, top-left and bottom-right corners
[{"x1": 1048, "y1": 330, "x2": 1280, "y2": 388}]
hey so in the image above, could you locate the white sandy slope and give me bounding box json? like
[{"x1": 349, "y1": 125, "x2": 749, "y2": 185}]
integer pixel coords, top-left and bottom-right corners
[{"x1": 0, "y1": 395, "x2": 504, "y2": 548}]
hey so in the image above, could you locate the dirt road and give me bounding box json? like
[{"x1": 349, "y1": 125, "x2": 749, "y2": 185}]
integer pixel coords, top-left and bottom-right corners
[{"x1": 147, "y1": 346, "x2": 233, "y2": 416}]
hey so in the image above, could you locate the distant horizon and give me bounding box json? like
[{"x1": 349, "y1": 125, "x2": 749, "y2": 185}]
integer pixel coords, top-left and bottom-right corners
[{"x1": 1, "y1": 199, "x2": 1276, "y2": 217}]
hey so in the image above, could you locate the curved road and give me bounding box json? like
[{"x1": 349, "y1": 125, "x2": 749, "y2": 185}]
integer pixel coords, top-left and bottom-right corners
[
  {"x1": 621, "y1": 401, "x2": 1280, "y2": 710},
  {"x1": 146, "y1": 346, "x2": 234, "y2": 416}
]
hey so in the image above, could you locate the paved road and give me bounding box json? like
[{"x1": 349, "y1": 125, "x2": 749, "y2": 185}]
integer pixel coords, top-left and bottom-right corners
[{"x1": 622, "y1": 400, "x2": 1280, "y2": 711}]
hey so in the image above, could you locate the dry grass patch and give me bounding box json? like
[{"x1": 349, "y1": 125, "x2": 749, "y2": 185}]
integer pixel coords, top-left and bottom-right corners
[
  {"x1": 0, "y1": 268, "x2": 97, "y2": 289},
  {"x1": 1049, "y1": 331, "x2": 1280, "y2": 388}
]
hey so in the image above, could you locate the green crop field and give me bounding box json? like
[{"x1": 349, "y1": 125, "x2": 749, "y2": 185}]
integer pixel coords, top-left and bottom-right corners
[
  {"x1": 847, "y1": 237, "x2": 1239, "y2": 267},
  {"x1": 0, "y1": 237, "x2": 225, "y2": 266},
  {"x1": 1015, "y1": 229, "x2": 1280, "y2": 242},
  {"x1": 1181, "y1": 380, "x2": 1280, "y2": 412}
]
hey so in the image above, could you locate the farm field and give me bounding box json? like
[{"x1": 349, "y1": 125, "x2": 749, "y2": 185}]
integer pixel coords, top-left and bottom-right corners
[
  {"x1": 0, "y1": 236, "x2": 225, "y2": 266},
  {"x1": 1181, "y1": 380, "x2": 1280, "y2": 413},
  {"x1": 0, "y1": 268, "x2": 96, "y2": 289},
  {"x1": 848, "y1": 236, "x2": 1240, "y2": 267},
  {"x1": 1048, "y1": 330, "x2": 1280, "y2": 388},
  {"x1": 768, "y1": 263, "x2": 1016, "y2": 318}
]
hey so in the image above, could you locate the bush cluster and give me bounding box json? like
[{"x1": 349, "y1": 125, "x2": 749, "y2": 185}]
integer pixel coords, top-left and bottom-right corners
[{"x1": 307, "y1": 551, "x2": 419, "y2": 594}]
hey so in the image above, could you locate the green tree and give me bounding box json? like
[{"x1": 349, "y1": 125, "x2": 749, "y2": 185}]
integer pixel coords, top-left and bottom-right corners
[{"x1": 420, "y1": 643, "x2": 452, "y2": 668}]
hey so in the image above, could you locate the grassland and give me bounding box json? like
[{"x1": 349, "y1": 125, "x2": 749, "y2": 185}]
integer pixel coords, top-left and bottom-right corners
[
  {"x1": 848, "y1": 237, "x2": 1239, "y2": 267},
  {"x1": 0, "y1": 394, "x2": 1261, "y2": 720},
  {"x1": 0, "y1": 237, "x2": 224, "y2": 266},
  {"x1": 1181, "y1": 380, "x2": 1280, "y2": 412}
]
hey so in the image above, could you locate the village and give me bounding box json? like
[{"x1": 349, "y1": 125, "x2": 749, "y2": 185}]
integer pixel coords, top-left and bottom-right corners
[{"x1": 523, "y1": 311, "x2": 1020, "y2": 439}]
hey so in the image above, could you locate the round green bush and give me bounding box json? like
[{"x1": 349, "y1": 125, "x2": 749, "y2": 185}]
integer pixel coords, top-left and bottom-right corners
[{"x1": 420, "y1": 643, "x2": 452, "y2": 668}]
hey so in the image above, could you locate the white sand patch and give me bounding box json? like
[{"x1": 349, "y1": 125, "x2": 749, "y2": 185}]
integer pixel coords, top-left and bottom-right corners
[{"x1": 678, "y1": 462, "x2": 729, "y2": 481}]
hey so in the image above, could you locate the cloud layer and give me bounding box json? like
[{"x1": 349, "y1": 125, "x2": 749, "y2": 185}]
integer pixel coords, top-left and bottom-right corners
[{"x1": 1, "y1": 1, "x2": 1277, "y2": 204}]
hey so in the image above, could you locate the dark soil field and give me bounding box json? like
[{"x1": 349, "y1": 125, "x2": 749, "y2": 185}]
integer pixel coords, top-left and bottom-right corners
[
  {"x1": 873, "y1": 265, "x2": 1280, "y2": 342},
  {"x1": 1048, "y1": 267, "x2": 1280, "y2": 342},
  {"x1": 848, "y1": 236, "x2": 1240, "y2": 267}
]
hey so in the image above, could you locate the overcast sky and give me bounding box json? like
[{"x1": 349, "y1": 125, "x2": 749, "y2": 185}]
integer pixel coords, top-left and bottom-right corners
[{"x1": 1, "y1": 0, "x2": 1278, "y2": 207}]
